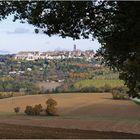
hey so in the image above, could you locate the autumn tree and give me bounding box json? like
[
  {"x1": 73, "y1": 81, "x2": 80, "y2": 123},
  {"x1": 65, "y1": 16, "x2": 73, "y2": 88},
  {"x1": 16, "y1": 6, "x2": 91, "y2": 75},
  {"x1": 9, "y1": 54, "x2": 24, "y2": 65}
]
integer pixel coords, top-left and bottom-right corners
[{"x1": 46, "y1": 98, "x2": 57, "y2": 116}]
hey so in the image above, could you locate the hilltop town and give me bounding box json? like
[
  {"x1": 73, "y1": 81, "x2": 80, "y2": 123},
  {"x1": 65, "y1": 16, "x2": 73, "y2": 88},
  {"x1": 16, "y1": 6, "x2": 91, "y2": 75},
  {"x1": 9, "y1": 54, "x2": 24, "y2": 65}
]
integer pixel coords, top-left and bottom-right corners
[{"x1": 14, "y1": 45, "x2": 95, "y2": 61}]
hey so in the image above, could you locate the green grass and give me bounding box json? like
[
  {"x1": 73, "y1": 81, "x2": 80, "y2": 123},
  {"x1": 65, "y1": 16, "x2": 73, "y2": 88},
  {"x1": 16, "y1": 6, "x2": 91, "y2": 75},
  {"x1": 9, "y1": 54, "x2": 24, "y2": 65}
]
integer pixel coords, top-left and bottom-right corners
[
  {"x1": 74, "y1": 79, "x2": 124, "y2": 89},
  {"x1": 132, "y1": 98, "x2": 140, "y2": 105},
  {"x1": 94, "y1": 73, "x2": 119, "y2": 80}
]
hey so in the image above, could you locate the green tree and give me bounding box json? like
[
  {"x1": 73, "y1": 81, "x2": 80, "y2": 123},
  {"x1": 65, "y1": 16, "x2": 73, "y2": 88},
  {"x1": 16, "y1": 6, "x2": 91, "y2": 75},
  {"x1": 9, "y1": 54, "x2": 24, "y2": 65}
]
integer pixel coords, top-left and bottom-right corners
[
  {"x1": 0, "y1": 76, "x2": 14, "y2": 92},
  {"x1": 97, "y1": 2, "x2": 140, "y2": 97}
]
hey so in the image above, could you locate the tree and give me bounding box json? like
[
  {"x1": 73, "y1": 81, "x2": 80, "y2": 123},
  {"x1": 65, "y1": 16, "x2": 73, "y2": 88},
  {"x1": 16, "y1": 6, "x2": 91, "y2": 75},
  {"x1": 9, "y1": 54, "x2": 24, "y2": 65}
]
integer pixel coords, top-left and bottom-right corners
[
  {"x1": 0, "y1": 1, "x2": 140, "y2": 97},
  {"x1": 14, "y1": 107, "x2": 20, "y2": 114},
  {"x1": 46, "y1": 98, "x2": 57, "y2": 116},
  {"x1": 0, "y1": 76, "x2": 14, "y2": 92},
  {"x1": 97, "y1": 2, "x2": 140, "y2": 97},
  {"x1": 0, "y1": 1, "x2": 116, "y2": 39}
]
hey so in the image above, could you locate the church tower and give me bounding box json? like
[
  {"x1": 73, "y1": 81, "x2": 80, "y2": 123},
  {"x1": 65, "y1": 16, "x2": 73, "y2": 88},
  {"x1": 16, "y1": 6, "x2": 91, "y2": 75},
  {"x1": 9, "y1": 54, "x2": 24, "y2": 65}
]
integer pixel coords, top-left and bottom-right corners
[{"x1": 73, "y1": 44, "x2": 76, "y2": 51}]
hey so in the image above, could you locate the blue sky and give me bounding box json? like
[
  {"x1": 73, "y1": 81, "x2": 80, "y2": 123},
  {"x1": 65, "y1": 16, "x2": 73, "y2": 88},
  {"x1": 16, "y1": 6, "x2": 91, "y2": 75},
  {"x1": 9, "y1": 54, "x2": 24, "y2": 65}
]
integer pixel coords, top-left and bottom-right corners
[{"x1": 0, "y1": 15, "x2": 101, "y2": 54}]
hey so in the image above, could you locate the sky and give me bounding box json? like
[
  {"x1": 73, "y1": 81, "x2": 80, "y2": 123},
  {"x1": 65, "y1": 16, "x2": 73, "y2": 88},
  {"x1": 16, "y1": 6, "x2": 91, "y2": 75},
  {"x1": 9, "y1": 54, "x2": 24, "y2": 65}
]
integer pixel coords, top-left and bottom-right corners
[{"x1": 0, "y1": 15, "x2": 101, "y2": 54}]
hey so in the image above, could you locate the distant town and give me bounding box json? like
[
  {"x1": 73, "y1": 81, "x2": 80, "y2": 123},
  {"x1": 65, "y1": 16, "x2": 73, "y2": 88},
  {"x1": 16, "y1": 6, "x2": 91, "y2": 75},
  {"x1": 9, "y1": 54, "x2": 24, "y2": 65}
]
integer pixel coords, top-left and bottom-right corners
[{"x1": 14, "y1": 45, "x2": 96, "y2": 61}]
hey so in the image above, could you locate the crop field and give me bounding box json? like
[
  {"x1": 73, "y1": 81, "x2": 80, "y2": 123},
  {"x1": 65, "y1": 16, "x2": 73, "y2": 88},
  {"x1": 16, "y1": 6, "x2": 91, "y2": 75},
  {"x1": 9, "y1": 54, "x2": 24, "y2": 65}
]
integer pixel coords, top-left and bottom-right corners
[
  {"x1": 94, "y1": 73, "x2": 119, "y2": 80},
  {"x1": 74, "y1": 79, "x2": 124, "y2": 88},
  {"x1": 0, "y1": 93, "x2": 140, "y2": 138}
]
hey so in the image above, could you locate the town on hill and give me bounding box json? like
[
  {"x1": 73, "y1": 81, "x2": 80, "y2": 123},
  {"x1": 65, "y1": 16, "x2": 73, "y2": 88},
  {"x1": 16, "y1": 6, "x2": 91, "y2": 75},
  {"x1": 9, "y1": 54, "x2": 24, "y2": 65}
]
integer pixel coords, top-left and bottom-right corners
[{"x1": 14, "y1": 45, "x2": 95, "y2": 61}]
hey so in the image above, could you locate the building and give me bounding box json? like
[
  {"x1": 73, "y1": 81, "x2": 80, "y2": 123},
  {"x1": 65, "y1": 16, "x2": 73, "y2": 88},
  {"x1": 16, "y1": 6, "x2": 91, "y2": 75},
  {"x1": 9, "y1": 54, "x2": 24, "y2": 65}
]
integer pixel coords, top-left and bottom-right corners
[{"x1": 14, "y1": 49, "x2": 95, "y2": 61}]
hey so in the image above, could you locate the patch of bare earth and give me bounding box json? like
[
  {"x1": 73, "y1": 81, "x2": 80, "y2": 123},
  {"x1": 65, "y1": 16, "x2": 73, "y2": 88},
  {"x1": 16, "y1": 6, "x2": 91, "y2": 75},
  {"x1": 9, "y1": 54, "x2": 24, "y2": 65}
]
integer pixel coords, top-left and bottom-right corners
[
  {"x1": 0, "y1": 93, "x2": 140, "y2": 138},
  {"x1": 0, "y1": 123, "x2": 140, "y2": 139}
]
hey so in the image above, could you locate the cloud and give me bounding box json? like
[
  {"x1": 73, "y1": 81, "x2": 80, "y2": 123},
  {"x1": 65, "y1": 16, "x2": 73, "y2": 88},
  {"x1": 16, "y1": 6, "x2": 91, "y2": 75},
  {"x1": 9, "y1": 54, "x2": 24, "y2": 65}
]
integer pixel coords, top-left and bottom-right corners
[{"x1": 7, "y1": 27, "x2": 30, "y2": 34}]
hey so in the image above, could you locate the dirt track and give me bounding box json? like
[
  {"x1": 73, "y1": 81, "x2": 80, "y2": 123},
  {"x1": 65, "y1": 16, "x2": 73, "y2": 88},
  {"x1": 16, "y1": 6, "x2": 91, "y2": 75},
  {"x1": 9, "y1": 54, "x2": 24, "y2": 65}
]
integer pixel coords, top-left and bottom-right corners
[{"x1": 0, "y1": 93, "x2": 140, "y2": 137}]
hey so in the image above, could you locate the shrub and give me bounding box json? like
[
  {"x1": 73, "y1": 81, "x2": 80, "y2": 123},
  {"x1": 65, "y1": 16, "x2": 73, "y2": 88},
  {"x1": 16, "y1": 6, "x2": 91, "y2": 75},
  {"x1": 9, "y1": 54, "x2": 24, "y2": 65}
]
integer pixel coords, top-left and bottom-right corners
[
  {"x1": 25, "y1": 104, "x2": 43, "y2": 115},
  {"x1": 112, "y1": 86, "x2": 129, "y2": 100},
  {"x1": 14, "y1": 107, "x2": 20, "y2": 114},
  {"x1": 102, "y1": 84, "x2": 112, "y2": 92},
  {"x1": 25, "y1": 105, "x2": 34, "y2": 115},
  {"x1": 24, "y1": 99, "x2": 58, "y2": 116},
  {"x1": 46, "y1": 98, "x2": 58, "y2": 116},
  {"x1": 87, "y1": 87, "x2": 97, "y2": 92},
  {"x1": 33, "y1": 104, "x2": 43, "y2": 115},
  {"x1": 46, "y1": 98, "x2": 57, "y2": 106},
  {"x1": 0, "y1": 92, "x2": 13, "y2": 99}
]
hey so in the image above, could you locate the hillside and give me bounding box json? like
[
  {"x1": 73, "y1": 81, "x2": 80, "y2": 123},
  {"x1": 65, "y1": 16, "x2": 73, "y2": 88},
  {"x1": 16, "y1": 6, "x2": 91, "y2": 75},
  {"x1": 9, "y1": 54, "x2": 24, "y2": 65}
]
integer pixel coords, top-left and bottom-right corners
[{"x1": 0, "y1": 93, "x2": 140, "y2": 135}]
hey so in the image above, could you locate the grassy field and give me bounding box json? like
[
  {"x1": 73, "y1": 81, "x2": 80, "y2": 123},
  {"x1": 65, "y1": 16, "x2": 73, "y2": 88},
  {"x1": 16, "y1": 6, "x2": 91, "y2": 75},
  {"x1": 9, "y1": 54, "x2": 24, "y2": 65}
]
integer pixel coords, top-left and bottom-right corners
[
  {"x1": 94, "y1": 73, "x2": 119, "y2": 80},
  {"x1": 74, "y1": 79, "x2": 124, "y2": 89}
]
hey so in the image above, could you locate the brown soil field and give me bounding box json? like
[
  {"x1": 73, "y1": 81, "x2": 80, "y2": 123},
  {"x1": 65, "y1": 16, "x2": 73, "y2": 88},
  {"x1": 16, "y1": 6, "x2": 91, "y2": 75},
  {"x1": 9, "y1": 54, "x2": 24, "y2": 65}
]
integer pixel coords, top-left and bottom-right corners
[
  {"x1": 0, "y1": 93, "x2": 140, "y2": 138},
  {"x1": 0, "y1": 123, "x2": 140, "y2": 139}
]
